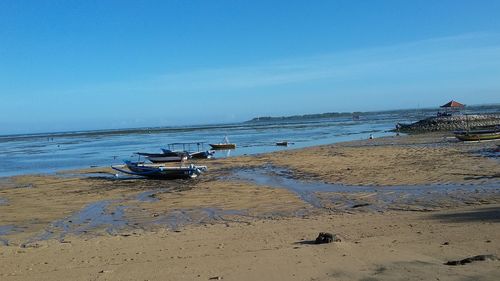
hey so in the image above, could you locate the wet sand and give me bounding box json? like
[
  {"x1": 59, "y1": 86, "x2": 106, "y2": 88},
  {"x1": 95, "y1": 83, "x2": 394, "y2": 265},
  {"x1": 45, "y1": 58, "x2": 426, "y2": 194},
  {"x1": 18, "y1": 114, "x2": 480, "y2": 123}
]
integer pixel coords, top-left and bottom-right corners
[{"x1": 0, "y1": 133, "x2": 499, "y2": 280}]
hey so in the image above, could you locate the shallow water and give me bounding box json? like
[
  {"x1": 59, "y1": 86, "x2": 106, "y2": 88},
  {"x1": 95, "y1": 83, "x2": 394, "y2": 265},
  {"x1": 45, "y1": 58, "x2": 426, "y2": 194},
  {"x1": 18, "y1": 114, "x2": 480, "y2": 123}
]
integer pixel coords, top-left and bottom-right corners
[
  {"x1": 15, "y1": 184, "x2": 251, "y2": 243},
  {"x1": 2, "y1": 105, "x2": 499, "y2": 177},
  {"x1": 230, "y1": 166, "x2": 500, "y2": 211},
  {"x1": 0, "y1": 225, "x2": 16, "y2": 245},
  {"x1": 478, "y1": 148, "x2": 500, "y2": 162},
  {"x1": 4, "y1": 164, "x2": 498, "y2": 244},
  {"x1": 0, "y1": 197, "x2": 8, "y2": 206},
  {"x1": 20, "y1": 168, "x2": 496, "y2": 243},
  {"x1": 30, "y1": 200, "x2": 128, "y2": 242},
  {"x1": 0, "y1": 111, "x2": 427, "y2": 177},
  {"x1": 135, "y1": 190, "x2": 163, "y2": 202}
]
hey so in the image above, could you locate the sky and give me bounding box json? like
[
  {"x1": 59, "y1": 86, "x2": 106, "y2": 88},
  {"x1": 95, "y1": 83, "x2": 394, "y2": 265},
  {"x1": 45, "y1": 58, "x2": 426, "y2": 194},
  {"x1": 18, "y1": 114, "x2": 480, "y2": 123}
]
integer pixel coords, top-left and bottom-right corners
[{"x1": 1, "y1": 0, "x2": 500, "y2": 134}]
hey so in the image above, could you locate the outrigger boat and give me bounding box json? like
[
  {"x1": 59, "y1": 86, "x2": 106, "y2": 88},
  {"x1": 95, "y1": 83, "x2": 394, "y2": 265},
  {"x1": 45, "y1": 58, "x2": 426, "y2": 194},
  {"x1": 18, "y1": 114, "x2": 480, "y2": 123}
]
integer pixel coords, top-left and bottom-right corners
[
  {"x1": 163, "y1": 142, "x2": 215, "y2": 159},
  {"x1": 112, "y1": 161, "x2": 207, "y2": 179},
  {"x1": 209, "y1": 136, "x2": 236, "y2": 150},
  {"x1": 137, "y1": 149, "x2": 188, "y2": 163},
  {"x1": 454, "y1": 129, "x2": 500, "y2": 141},
  {"x1": 161, "y1": 148, "x2": 214, "y2": 160},
  {"x1": 188, "y1": 150, "x2": 215, "y2": 159},
  {"x1": 453, "y1": 115, "x2": 500, "y2": 141}
]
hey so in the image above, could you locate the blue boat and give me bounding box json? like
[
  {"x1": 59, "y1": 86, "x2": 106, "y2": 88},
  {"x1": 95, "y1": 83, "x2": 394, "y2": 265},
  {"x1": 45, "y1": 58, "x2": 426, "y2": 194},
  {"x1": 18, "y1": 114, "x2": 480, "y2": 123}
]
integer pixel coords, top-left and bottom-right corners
[{"x1": 112, "y1": 161, "x2": 208, "y2": 179}]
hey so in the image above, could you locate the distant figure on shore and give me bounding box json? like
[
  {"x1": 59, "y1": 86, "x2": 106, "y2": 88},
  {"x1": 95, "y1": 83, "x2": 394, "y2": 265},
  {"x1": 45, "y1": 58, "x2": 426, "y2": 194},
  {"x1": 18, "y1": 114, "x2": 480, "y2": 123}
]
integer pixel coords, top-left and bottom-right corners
[{"x1": 369, "y1": 134, "x2": 374, "y2": 140}]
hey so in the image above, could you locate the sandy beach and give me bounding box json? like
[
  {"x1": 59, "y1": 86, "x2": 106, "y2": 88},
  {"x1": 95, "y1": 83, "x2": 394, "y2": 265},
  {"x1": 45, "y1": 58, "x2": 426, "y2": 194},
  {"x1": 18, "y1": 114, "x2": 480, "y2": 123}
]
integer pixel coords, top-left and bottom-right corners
[{"x1": 0, "y1": 133, "x2": 499, "y2": 280}]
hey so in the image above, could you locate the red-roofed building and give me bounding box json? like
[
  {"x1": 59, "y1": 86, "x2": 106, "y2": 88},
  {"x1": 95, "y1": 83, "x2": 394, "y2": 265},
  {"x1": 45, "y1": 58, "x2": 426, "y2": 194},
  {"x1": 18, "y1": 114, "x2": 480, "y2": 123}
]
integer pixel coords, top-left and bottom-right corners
[
  {"x1": 440, "y1": 100, "x2": 465, "y2": 108},
  {"x1": 438, "y1": 100, "x2": 465, "y2": 116}
]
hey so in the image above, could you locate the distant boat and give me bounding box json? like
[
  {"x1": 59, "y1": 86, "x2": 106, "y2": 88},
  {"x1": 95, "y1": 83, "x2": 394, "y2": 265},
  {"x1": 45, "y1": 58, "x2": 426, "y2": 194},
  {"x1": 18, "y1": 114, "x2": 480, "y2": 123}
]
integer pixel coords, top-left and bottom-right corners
[
  {"x1": 276, "y1": 141, "x2": 289, "y2": 146},
  {"x1": 112, "y1": 161, "x2": 207, "y2": 179},
  {"x1": 454, "y1": 129, "x2": 500, "y2": 141},
  {"x1": 209, "y1": 143, "x2": 236, "y2": 149},
  {"x1": 137, "y1": 149, "x2": 188, "y2": 163},
  {"x1": 209, "y1": 136, "x2": 236, "y2": 150}
]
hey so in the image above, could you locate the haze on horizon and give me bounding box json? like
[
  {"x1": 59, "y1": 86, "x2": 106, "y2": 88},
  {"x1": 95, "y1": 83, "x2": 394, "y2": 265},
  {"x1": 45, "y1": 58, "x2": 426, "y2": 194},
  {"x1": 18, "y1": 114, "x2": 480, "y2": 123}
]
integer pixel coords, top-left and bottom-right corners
[{"x1": 1, "y1": 1, "x2": 500, "y2": 135}]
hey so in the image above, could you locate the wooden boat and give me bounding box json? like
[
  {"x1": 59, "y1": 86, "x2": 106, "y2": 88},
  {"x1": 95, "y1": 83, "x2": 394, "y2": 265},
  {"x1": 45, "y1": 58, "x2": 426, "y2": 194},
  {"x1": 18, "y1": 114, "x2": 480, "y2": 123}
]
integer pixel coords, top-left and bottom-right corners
[
  {"x1": 112, "y1": 161, "x2": 207, "y2": 179},
  {"x1": 454, "y1": 129, "x2": 500, "y2": 141},
  {"x1": 209, "y1": 143, "x2": 236, "y2": 149},
  {"x1": 188, "y1": 150, "x2": 215, "y2": 159},
  {"x1": 163, "y1": 142, "x2": 215, "y2": 159},
  {"x1": 137, "y1": 149, "x2": 188, "y2": 163},
  {"x1": 209, "y1": 136, "x2": 236, "y2": 150}
]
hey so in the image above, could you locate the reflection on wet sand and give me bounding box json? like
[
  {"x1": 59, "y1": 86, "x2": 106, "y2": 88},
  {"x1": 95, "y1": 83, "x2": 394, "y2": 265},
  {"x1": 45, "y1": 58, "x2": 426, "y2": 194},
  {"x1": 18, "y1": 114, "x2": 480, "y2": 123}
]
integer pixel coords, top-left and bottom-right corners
[
  {"x1": 0, "y1": 133, "x2": 498, "y2": 247},
  {"x1": 231, "y1": 165, "x2": 500, "y2": 211}
]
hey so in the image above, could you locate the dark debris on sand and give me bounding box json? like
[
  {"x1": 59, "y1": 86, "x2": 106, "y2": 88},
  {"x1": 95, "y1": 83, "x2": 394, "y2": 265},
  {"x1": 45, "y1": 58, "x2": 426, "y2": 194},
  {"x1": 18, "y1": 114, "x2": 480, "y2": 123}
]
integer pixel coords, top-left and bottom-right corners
[{"x1": 445, "y1": 254, "x2": 499, "y2": 266}]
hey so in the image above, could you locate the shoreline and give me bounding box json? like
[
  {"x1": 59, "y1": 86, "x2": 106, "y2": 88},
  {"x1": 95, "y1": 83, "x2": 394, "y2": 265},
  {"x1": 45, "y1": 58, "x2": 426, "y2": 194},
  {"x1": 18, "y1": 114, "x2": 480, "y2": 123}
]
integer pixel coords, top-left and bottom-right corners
[{"x1": 1, "y1": 133, "x2": 499, "y2": 280}]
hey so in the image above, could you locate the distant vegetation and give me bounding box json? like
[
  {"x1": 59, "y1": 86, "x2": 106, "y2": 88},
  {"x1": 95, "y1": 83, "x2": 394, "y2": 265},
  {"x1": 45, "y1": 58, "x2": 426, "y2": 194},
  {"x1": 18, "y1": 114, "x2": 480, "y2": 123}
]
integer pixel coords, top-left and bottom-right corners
[
  {"x1": 247, "y1": 109, "x2": 419, "y2": 122},
  {"x1": 248, "y1": 112, "x2": 357, "y2": 122},
  {"x1": 246, "y1": 104, "x2": 500, "y2": 123}
]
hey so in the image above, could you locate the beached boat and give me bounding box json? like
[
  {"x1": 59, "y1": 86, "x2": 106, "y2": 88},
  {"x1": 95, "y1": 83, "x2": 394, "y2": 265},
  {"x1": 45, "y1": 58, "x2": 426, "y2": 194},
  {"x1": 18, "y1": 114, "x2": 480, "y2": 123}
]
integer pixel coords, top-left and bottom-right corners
[
  {"x1": 112, "y1": 161, "x2": 207, "y2": 179},
  {"x1": 454, "y1": 129, "x2": 500, "y2": 141},
  {"x1": 164, "y1": 142, "x2": 214, "y2": 159},
  {"x1": 209, "y1": 136, "x2": 236, "y2": 150},
  {"x1": 137, "y1": 149, "x2": 188, "y2": 163},
  {"x1": 161, "y1": 148, "x2": 214, "y2": 159},
  {"x1": 188, "y1": 150, "x2": 215, "y2": 159}
]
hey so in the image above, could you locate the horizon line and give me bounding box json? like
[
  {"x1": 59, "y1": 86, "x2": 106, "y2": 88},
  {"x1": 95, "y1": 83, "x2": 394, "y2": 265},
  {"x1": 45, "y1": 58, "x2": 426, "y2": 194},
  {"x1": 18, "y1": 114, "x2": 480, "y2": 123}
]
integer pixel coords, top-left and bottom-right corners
[{"x1": 1, "y1": 102, "x2": 498, "y2": 138}]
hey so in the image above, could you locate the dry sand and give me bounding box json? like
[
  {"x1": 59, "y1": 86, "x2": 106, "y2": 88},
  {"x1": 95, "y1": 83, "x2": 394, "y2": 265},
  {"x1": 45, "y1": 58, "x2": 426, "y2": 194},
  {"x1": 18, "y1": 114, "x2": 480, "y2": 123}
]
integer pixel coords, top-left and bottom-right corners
[{"x1": 0, "y1": 133, "x2": 499, "y2": 280}]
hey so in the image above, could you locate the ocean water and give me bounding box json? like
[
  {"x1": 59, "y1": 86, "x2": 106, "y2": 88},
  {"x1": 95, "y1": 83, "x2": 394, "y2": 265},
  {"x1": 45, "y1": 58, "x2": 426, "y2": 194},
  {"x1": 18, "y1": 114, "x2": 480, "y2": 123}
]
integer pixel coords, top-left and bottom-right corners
[{"x1": 0, "y1": 106, "x2": 496, "y2": 177}]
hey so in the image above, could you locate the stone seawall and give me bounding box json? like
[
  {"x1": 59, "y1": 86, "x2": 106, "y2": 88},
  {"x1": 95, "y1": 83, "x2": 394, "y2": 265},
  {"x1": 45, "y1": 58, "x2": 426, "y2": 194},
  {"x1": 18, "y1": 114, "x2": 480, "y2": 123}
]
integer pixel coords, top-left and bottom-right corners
[{"x1": 396, "y1": 114, "x2": 500, "y2": 133}]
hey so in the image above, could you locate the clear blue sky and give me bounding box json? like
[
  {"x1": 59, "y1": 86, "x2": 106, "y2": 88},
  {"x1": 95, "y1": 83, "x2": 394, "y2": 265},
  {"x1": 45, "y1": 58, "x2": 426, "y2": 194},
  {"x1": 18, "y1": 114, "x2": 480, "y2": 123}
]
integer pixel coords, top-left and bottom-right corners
[{"x1": 1, "y1": 0, "x2": 499, "y2": 134}]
